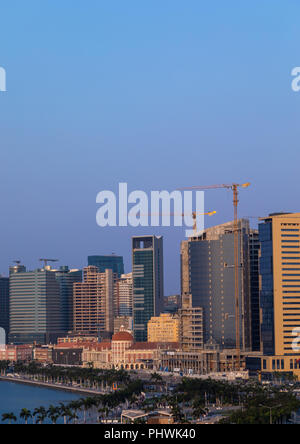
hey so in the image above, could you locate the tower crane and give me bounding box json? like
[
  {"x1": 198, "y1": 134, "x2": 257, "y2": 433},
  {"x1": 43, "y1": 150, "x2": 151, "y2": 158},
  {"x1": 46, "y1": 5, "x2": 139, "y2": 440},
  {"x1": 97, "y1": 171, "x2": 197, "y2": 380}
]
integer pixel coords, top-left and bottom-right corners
[
  {"x1": 39, "y1": 258, "x2": 59, "y2": 268},
  {"x1": 178, "y1": 183, "x2": 250, "y2": 370},
  {"x1": 144, "y1": 211, "x2": 217, "y2": 236}
]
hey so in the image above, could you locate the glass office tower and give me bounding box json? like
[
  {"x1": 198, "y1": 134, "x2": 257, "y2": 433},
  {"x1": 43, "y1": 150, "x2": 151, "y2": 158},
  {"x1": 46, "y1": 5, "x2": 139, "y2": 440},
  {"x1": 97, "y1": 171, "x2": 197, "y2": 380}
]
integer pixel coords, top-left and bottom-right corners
[
  {"x1": 132, "y1": 236, "x2": 164, "y2": 342},
  {"x1": 9, "y1": 268, "x2": 63, "y2": 344},
  {"x1": 250, "y1": 230, "x2": 261, "y2": 352},
  {"x1": 88, "y1": 255, "x2": 124, "y2": 277}
]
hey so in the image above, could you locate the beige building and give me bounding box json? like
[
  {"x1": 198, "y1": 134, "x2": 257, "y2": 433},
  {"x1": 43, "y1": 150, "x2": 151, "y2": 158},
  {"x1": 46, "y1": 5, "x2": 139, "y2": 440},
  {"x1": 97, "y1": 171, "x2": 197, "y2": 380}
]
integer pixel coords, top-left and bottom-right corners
[
  {"x1": 179, "y1": 293, "x2": 204, "y2": 351},
  {"x1": 248, "y1": 212, "x2": 300, "y2": 379},
  {"x1": 147, "y1": 313, "x2": 180, "y2": 343},
  {"x1": 114, "y1": 316, "x2": 133, "y2": 334},
  {"x1": 73, "y1": 266, "x2": 117, "y2": 336},
  {"x1": 82, "y1": 330, "x2": 179, "y2": 370},
  {"x1": 117, "y1": 273, "x2": 133, "y2": 317}
]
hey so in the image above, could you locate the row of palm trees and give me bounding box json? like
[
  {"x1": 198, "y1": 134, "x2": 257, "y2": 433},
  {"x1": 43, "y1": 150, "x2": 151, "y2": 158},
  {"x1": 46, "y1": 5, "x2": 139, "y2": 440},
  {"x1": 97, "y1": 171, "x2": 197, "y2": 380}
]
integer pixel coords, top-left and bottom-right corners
[
  {"x1": 1, "y1": 360, "x2": 131, "y2": 392},
  {"x1": 2, "y1": 404, "x2": 79, "y2": 425},
  {"x1": 1, "y1": 379, "x2": 145, "y2": 424}
]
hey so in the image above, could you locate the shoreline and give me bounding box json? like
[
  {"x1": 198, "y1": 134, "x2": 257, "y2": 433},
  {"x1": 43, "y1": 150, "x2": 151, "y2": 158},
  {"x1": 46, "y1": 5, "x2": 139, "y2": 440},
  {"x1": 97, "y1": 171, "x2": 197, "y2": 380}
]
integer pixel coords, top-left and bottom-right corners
[{"x1": 0, "y1": 376, "x2": 106, "y2": 397}]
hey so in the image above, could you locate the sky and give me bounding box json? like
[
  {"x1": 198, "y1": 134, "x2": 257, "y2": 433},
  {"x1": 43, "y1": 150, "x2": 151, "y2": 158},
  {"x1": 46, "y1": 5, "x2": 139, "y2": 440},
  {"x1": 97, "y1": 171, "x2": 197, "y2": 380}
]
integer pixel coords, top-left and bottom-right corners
[{"x1": 0, "y1": 0, "x2": 300, "y2": 294}]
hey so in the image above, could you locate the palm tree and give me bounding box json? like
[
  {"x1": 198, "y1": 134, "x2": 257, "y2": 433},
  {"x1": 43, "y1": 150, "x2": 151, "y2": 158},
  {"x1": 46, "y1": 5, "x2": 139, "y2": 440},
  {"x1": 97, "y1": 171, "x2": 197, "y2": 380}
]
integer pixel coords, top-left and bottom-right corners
[
  {"x1": 67, "y1": 411, "x2": 78, "y2": 424},
  {"x1": 67, "y1": 400, "x2": 82, "y2": 423},
  {"x1": 59, "y1": 403, "x2": 69, "y2": 425},
  {"x1": 79, "y1": 397, "x2": 96, "y2": 424},
  {"x1": 33, "y1": 406, "x2": 47, "y2": 424},
  {"x1": 20, "y1": 408, "x2": 32, "y2": 424},
  {"x1": 2, "y1": 412, "x2": 17, "y2": 424},
  {"x1": 47, "y1": 405, "x2": 60, "y2": 424}
]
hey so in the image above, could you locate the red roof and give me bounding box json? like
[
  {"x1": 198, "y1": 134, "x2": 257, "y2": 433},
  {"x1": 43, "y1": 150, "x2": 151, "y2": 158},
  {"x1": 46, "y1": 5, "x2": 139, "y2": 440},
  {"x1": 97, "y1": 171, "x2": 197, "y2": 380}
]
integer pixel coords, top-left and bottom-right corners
[
  {"x1": 129, "y1": 342, "x2": 179, "y2": 350},
  {"x1": 112, "y1": 331, "x2": 134, "y2": 342}
]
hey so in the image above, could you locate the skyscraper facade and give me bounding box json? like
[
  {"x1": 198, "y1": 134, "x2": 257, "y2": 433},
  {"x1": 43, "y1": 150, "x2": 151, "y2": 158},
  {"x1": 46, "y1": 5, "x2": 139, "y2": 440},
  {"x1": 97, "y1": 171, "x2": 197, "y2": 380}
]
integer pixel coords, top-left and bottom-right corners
[
  {"x1": 9, "y1": 269, "x2": 63, "y2": 344},
  {"x1": 259, "y1": 212, "x2": 300, "y2": 356},
  {"x1": 73, "y1": 266, "x2": 117, "y2": 337},
  {"x1": 0, "y1": 277, "x2": 9, "y2": 341},
  {"x1": 53, "y1": 266, "x2": 82, "y2": 333},
  {"x1": 117, "y1": 273, "x2": 133, "y2": 317},
  {"x1": 132, "y1": 235, "x2": 164, "y2": 342},
  {"x1": 249, "y1": 229, "x2": 261, "y2": 352},
  {"x1": 181, "y1": 220, "x2": 252, "y2": 350},
  {"x1": 88, "y1": 255, "x2": 124, "y2": 277}
]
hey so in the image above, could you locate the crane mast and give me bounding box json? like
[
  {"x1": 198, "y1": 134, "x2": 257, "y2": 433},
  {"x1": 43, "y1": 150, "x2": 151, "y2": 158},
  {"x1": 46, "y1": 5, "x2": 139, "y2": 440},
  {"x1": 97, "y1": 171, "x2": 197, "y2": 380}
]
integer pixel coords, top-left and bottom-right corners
[{"x1": 178, "y1": 182, "x2": 250, "y2": 370}]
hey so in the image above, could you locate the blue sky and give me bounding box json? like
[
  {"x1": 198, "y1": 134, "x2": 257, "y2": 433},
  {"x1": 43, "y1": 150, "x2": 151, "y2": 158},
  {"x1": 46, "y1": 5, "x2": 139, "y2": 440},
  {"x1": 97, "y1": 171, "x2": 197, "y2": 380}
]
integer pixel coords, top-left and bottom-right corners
[{"x1": 0, "y1": 0, "x2": 300, "y2": 293}]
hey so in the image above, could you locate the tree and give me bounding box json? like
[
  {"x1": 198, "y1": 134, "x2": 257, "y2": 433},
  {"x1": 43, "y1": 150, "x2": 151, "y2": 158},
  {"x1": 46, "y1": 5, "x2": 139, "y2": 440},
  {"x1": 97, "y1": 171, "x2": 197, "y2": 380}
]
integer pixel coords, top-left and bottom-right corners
[
  {"x1": 2, "y1": 413, "x2": 17, "y2": 424},
  {"x1": 33, "y1": 406, "x2": 47, "y2": 424},
  {"x1": 20, "y1": 408, "x2": 32, "y2": 424},
  {"x1": 47, "y1": 405, "x2": 60, "y2": 424}
]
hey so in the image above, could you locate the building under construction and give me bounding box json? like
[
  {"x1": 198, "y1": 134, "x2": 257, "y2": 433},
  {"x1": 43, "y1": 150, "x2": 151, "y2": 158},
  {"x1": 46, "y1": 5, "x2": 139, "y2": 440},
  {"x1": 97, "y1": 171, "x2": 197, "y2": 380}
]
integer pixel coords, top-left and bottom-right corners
[
  {"x1": 181, "y1": 219, "x2": 253, "y2": 351},
  {"x1": 179, "y1": 293, "x2": 204, "y2": 351}
]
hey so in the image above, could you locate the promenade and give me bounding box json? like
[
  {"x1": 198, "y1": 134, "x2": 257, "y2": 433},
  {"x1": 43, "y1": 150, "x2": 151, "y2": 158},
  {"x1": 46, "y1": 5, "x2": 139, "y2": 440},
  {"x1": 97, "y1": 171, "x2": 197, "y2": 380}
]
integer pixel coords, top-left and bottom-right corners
[{"x1": 0, "y1": 375, "x2": 106, "y2": 396}]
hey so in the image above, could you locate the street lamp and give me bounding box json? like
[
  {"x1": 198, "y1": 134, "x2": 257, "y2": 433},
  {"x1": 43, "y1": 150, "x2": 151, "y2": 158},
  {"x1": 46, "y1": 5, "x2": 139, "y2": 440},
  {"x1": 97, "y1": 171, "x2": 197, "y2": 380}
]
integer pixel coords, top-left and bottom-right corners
[{"x1": 259, "y1": 404, "x2": 282, "y2": 425}]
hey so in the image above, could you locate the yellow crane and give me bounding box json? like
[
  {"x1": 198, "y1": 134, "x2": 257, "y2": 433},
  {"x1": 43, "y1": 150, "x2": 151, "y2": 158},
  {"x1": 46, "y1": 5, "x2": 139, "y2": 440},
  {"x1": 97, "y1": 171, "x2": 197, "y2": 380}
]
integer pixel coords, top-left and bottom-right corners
[
  {"x1": 178, "y1": 183, "x2": 250, "y2": 370},
  {"x1": 145, "y1": 211, "x2": 216, "y2": 236}
]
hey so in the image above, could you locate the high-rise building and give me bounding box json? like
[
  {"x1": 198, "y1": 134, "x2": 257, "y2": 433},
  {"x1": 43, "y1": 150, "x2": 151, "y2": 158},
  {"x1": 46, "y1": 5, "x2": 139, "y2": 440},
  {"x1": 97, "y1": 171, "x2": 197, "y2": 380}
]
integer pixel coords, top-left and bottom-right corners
[
  {"x1": 117, "y1": 273, "x2": 133, "y2": 317},
  {"x1": 246, "y1": 212, "x2": 300, "y2": 379},
  {"x1": 53, "y1": 266, "x2": 82, "y2": 333},
  {"x1": 179, "y1": 293, "x2": 203, "y2": 351},
  {"x1": 181, "y1": 219, "x2": 252, "y2": 350},
  {"x1": 249, "y1": 229, "x2": 261, "y2": 351},
  {"x1": 147, "y1": 313, "x2": 180, "y2": 343},
  {"x1": 73, "y1": 266, "x2": 117, "y2": 337},
  {"x1": 132, "y1": 235, "x2": 164, "y2": 342},
  {"x1": 9, "y1": 262, "x2": 26, "y2": 276},
  {"x1": 88, "y1": 255, "x2": 124, "y2": 277},
  {"x1": 9, "y1": 268, "x2": 63, "y2": 344},
  {"x1": 259, "y1": 212, "x2": 300, "y2": 356},
  {"x1": 0, "y1": 277, "x2": 9, "y2": 341}
]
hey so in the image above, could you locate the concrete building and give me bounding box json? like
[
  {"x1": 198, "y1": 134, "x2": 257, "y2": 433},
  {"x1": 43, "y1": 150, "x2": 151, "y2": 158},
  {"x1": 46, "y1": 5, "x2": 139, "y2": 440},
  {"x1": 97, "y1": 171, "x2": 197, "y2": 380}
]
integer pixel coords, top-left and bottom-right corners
[
  {"x1": 246, "y1": 213, "x2": 300, "y2": 380},
  {"x1": 82, "y1": 330, "x2": 178, "y2": 370},
  {"x1": 0, "y1": 344, "x2": 33, "y2": 362},
  {"x1": 53, "y1": 266, "x2": 82, "y2": 333},
  {"x1": 52, "y1": 348, "x2": 83, "y2": 366},
  {"x1": 147, "y1": 313, "x2": 180, "y2": 343},
  {"x1": 164, "y1": 294, "x2": 181, "y2": 314},
  {"x1": 160, "y1": 349, "x2": 220, "y2": 375},
  {"x1": 179, "y1": 293, "x2": 204, "y2": 351},
  {"x1": 181, "y1": 219, "x2": 252, "y2": 351},
  {"x1": 132, "y1": 236, "x2": 164, "y2": 342},
  {"x1": 117, "y1": 273, "x2": 133, "y2": 317},
  {"x1": 260, "y1": 213, "x2": 300, "y2": 357},
  {"x1": 114, "y1": 316, "x2": 133, "y2": 334},
  {"x1": 8, "y1": 268, "x2": 64, "y2": 344},
  {"x1": 33, "y1": 345, "x2": 54, "y2": 364},
  {"x1": 9, "y1": 263, "x2": 26, "y2": 276},
  {"x1": 57, "y1": 334, "x2": 98, "y2": 345},
  {"x1": 0, "y1": 277, "x2": 9, "y2": 340},
  {"x1": 88, "y1": 255, "x2": 124, "y2": 277},
  {"x1": 73, "y1": 266, "x2": 117, "y2": 337}
]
